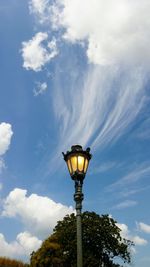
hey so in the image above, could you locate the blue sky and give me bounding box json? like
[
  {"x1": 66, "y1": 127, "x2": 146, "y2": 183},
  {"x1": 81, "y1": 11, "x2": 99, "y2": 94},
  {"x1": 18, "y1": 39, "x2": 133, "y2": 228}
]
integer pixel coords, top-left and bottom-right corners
[{"x1": 0, "y1": 0, "x2": 150, "y2": 266}]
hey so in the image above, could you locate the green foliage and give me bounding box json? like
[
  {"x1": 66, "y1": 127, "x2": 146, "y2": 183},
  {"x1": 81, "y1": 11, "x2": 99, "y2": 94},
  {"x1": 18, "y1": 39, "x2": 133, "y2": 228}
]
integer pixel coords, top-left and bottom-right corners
[
  {"x1": 81, "y1": 212, "x2": 132, "y2": 266},
  {"x1": 30, "y1": 212, "x2": 133, "y2": 267},
  {"x1": 30, "y1": 235, "x2": 63, "y2": 267},
  {"x1": 0, "y1": 257, "x2": 29, "y2": 267}
]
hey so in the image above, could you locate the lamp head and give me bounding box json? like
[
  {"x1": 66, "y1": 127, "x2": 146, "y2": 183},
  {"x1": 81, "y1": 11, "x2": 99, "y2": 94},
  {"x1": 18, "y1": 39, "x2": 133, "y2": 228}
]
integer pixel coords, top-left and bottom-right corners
[{"x1": 63, "y1": 145, "x2": 92, "y2": 182}]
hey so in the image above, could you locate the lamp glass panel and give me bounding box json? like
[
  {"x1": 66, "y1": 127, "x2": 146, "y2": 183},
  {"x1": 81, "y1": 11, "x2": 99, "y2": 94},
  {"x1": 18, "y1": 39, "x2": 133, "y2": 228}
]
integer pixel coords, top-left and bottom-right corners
[
  {"x1": 67, "y1": 159, "x2": 72, "y2": 175},
  {"x1": 70, "y1": 156, "x2": 77, "y2": 172},
  {"x1": 78, "y1": 156, "x2": 85, "y2": 172},
  {"x1": 84, "y1": 158, "x2": 89, "y2": 173}
]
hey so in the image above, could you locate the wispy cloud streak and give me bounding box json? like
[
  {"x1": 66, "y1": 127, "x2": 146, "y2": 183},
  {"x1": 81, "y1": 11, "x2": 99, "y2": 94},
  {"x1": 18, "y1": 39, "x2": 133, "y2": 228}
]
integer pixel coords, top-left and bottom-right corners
[
  {"x1": 26, "y1": 1, "x2": 150, "y2": 172},
  {"x1": 112, "y1": 200, "x2": 137, "y2": 210},
  {"x1": 52, "y1": 65, "x2": 147, "y2": 154},
  {"x1": 107, "y1": 163, "x2": 150, "y2": 192}
]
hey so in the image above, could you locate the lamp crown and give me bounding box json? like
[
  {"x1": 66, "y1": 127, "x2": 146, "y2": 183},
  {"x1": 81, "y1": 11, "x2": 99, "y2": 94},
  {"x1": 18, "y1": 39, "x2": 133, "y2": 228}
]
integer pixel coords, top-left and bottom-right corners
[{"x1": 71, "y1": 145, "x2": 82, "y2": 152}]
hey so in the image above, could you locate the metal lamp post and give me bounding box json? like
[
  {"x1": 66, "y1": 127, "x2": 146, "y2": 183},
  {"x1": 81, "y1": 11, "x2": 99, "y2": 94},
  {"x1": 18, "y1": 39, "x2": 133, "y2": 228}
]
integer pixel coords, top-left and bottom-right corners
[{"x1": 63, "y1": 145, "x2": 92, "y2": 267}]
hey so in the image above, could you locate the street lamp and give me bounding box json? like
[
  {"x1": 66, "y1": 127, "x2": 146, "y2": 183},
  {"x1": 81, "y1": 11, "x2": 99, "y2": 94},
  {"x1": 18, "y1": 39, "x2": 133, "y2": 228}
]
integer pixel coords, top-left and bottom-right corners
[{"x1": 62, "y1": 145, "x2": 92, "y2": 267}]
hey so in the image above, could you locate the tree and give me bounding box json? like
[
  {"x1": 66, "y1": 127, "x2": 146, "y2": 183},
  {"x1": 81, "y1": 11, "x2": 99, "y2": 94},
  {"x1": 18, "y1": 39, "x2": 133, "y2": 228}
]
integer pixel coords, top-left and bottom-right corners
[
  {"x1": 30, "y1": 235, "x2": 63, "y2": 267},
  {"x1": 0, "y1": 257, "x2": 29, "y2": 267},
  {"x1": 30, "y1": 212, "x2": 133, "y2": 267}
]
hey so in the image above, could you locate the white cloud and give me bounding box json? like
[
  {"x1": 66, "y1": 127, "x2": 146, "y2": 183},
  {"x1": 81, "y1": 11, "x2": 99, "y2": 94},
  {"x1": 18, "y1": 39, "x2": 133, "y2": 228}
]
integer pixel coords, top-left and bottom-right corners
[
  {"x1": 0, "y1": 231, "x2": 42, "y2": 259},
  {"x1": 49, "y1": 0, "x2": 150, "y2": 67},
  {"x1": 0, "y1": 123, "x2": 13, "y2": 156},
  {"x1": 29, "y1": 0, "x2": 48, "y2": 15},
  {"x1": 117, "y1": 223, "x2": 148, "y2": 247},
  {"x1": 16, "y1": 232, "x2": 42, "y2": 254},
  {"x1": 27, "y1": 1, "x2": 150, "y2": 172},
  {"x1": 113, "y1": 200, "x2": 137, "y2": 210},
  {"x1": 29, "y1": 0, "x2": 51, "y2": 23},
  {"x1": 132, "y1": 235, "x2": 148, "y2": 246},
  {"x1": 33, "y1": 82, "x2": 48, "y2": 96},
  {"x1": 21, "y1": 33, "x2": 58, "y2": 71},
  {"x1": 117, "y1": 223, "x2": 129, "y2": 239},
  {"x1": 2, "y1": 188, "x2": 74, "y2": 237},
  {"x1": 0, "y1": 233, "x2": 23, "y2": 258},
  {"x1": 0, "y1": 123, "x2": 13, "y2": 174},
  {"x1": 138, "y1": 222, "x2": 150, "y2": 234},
  {"x1": 27, "y1": 1, "x2": 150, "y2": 159}
]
